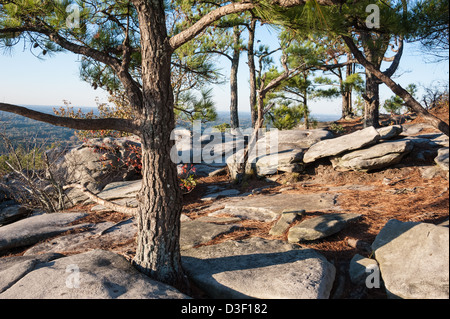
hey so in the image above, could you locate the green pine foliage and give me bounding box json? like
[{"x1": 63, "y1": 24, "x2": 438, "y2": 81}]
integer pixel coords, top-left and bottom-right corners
[
  {"x1": 383, "y1": 83, "x2": 418, "y2": 115},
  {"x1": 175, "y1": 88, "x2": 218, "y2": 124},
  {"x1": 266, "y1": 100, "x2": 307, "y2": 130}
]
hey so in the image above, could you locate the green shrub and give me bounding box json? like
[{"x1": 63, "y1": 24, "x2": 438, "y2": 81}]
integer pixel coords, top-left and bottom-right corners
[
  {"x1": 329, "y1": 123, "x2": 345, "y2": 134},
  {"x1": 0, "y1": 146, "x2": 46, "y2": 176},
  {"x1": 213, "y1": 123, "x2": 231, "y2": 133}
]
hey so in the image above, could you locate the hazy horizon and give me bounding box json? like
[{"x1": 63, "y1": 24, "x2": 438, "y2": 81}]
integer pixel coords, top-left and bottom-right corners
[{"x1": 17, "y1": 104, "x2": 342, "y2": 121}]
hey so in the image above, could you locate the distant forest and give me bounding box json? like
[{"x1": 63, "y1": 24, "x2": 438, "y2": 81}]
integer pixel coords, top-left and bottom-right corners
[
  {"x1": 0, "y1": 111, "x2": 78, "y2": 155},
  {"x1": 0, "y1": 105, "x2": 256, "y2": 155},
  {"x1": 0, "y1": 106, "x2": 339, "y2": 155}
]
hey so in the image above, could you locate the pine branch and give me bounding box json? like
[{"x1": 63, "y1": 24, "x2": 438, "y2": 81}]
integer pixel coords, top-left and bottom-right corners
[
  {"x1": 0, "y1": 103, "x2": 140, "y2": 135},
  {"x1": 63, "y1": 183, "x2": 138, "y2": 215},
  {"x1": 169, "y1": 1, "x2": 255, "y2": 50},
  {"x1": 342, "y1": 35, "x2": 449, "y2": 136}
]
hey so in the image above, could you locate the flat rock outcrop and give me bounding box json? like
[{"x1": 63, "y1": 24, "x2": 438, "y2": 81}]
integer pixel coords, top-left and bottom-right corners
[
  {"x1": 200, "y1": 185, "x2": 241, "y2": 201},
  {"x1": 209, "y1": 192, "x2": 339, "y2": 222},
  {"x1": 180, "y1": 220, "x2": 238, "y2": 250},
  {"x1": 0, "y1": 249, "x2": 188, "y2": 299},
  {"x1": 181, "y1": 237, "x2": 336, "y2": 299},
  {"x1": 0, "y1": 212, "x2": 88, "y2": 253},
  {"x1": 23, "y1": 218, "x2": 136, "y2": 256},
  {"x1": 330, "y1": 139, "x2": 414, "y2": 172},
  {"x1": 372, "y1": 219, "x2": 449, "y2": 299},
  {"x1": 435, "y1": 147, "x2": 449, "y2": 171},
  {"x1": 0, "y1": 252, "x2": 64, "y2": 294},
  {"x1": 287, "y1": 213, "x2": 362, "y2": 242},
  {"x1": 303, "y1": 126, "x2": 380, "y2": 163}
]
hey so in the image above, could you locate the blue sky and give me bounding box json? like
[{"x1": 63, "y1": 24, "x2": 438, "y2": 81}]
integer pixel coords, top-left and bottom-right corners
[{"x1": 0, "y1": 29, "x2": 448, "y2": 116}]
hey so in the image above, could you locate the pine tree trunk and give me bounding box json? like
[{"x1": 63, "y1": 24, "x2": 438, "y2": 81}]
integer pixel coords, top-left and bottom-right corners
[
  {"x1": 341, "y1": 56, "x2": 354, "y2": 119},
  {"x1": 132, "y1": 1, "x2": 186, "y2": 290},
  {"x1": 230, "y1": 57, "x2": 239, "y2": 129},
  {"x1": 360, "y1": 32, "x2": 385, "y2": 128},
  {"x1": 343, "y1": 35, "x2": 449, "y2": 136},
  {"x1": 133, "y1": 123, "x2": 185, "y2": 288},
  {"x1": 248, "y1": 18, "x2": 257, "y2": 128},
  {"x1": 341, "y1": 91, "x2": 352, "y2": 119},
  {"x1": 229, "y1": 26, "x2": 241, "y2": 130},
  {"x1": 364, "y1": 71, "x2": 380, "y2": 128}
]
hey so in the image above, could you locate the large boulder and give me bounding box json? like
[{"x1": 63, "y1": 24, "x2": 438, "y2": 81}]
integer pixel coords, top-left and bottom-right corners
[
  {"x1": 372, "y1": 219, "x2": 449, "y2": 299},
  {"x1": 0, "y1": 212, "x2": 88, "y2": 253},
  {"x1": 180, "y1": 220, "x2": 239, "y2": 250},
  {"x1": 0, "y1": 200, "x2": 29, "y2": 226},
  {"x1": 303, "y1": 126, "x2": 380, "y2": 163},
  {"x1": 227, "y1": 129, "x2": 334, "y2": 179},
  {"x1": 255, "y1": 149, "x2": 306, "y2": 176},
  {"x1": 287, "y1": 213, "x2": 361, "y2": 242},
  {"x1": 257, "y1": 128, "x2": 334, "y2": 151},
  {"x1": 377, "y1": 125, "x2": 402, "y2": 140},
  {"x1": 435, "y1": 147, "x2": 449, "y2": 171},
  {"x1": 50, "y1": 136, "x2": 142, "y2": 193},
  {"x1": 330, "y1": 139, "x2": 414, "y2": 172},
  {"x1": 209, "y1": 192, "x2": 339, "y2": 222},
  {"x1": 0, "y1": 252, "x2": 64, "y2": 294},
  {"x1": 172, "y1": 128, "x2": 241, "y2": 166},
  {"x1": 182, "y1": 237, "x2": 336, "y2": 299},
  {"x1": 0, "y1": 249, "x2": 188, "y2": 299}
]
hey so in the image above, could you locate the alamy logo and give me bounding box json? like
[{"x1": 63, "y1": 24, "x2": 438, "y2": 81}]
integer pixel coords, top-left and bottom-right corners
[
  {"x1": 170, "y1": 121, "x2": 279, "y2": 166},
  {"x1": 66, "y1": 4, "x2": 80, "y2": 29},
  {"x1": 366, "y1": 4, "x2": 380, "y2": 29},
  {"x1": 365, "y1": 263, "x2": 380, "y2": 289},
  {"x1": 66, "y1": 264, "x2": 80, "y2": 289}
]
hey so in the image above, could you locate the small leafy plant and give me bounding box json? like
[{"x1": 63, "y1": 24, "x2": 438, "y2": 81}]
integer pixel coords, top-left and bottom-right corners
[
  {"x1": 329, "y1": 123, "x2": 345, "y2": 134},
  {"x1": 178, "y1": 164, "x2": 197, "y2": 194},
  {"x1": 92, "y1": 142, "x2": 197, "y2": 193}
]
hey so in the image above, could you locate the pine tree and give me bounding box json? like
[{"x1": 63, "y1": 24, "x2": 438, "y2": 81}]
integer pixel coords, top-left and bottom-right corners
[{"x1": 0, "y1": 0, "x2": 257, "y2": 290}]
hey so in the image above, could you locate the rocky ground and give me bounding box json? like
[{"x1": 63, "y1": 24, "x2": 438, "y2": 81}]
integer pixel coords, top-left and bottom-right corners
[
  {"x1": 181, "y1": 158, "x2": 449, "y2": 298},
  {"x1": 0, "y1": 108, "x2": 448, "y2": 299}
]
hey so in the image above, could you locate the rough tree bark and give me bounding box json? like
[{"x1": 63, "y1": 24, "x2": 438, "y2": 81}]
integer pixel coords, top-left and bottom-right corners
[
  {"x1": 129, "y1": 0, "x2": 187, "y2": 289},
  {"x1": 229, "y1": 25, "x2": 241, "y2": 129},
  {"x1": 247, "y1": 17, "x2": 258, "y2": 128},
  {"x1": 359, "y1": 31, "x2": 385, "y2": 128},
  {"x1": 341, "y1": 52, "x2": 354, "y2": 119},
  {"x1": 363, "y1": 70, "x2": 381, "y2": 127}
]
